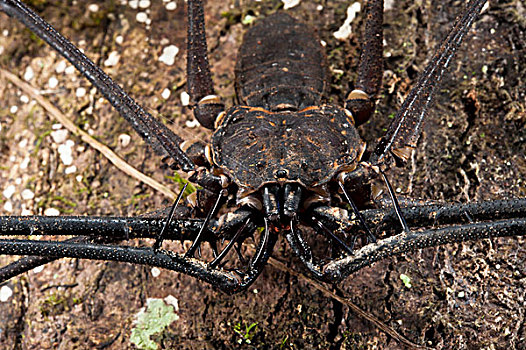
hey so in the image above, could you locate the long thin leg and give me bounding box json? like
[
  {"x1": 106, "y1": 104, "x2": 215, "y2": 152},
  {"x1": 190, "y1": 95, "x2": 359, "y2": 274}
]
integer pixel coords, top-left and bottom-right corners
[
  {"x1": 313, "y1": 198, "x2": 526, "y2": 238},
  {"x1": 0, "y1": 239, "x2": 245, "y2": 293},
  {"x1": 153, "y1": 183, "x2": 188, "y2": 250},
  {"x1": 185, "y1": 190, "x2": 226, "y2": 257},
  {"x1": 0, "y1": 216, "x2": 205, "y2": 240},
  {"x1": 311, "y1": 198, "x2": 526, "y2": 282},
  {"x1": 0, "y1": 214, "x2": 206, "y2": 282},
  {"x1": 0, "y1": 208, "x2": 255, "y2": 284},
  {"x1": 380, "y1": 171, "x2": 410, "y2": 232},
  {"x1": 0, "y1": 0, "x2": 195, "y2": 171},
  {"x1": 370, "y1": 0, "x2": 487, "y2": 166},
  {"x1": 0, "y1": 237, "x2": 87, "y2": 283},
  {"x1": 323, "y1": 217, "x2": 526, "y2": 281},
  {"x1": 345, "y1": 0, "x2": 384, "y2": 125},
  {"x1": 209, "y1": 218, "x2": 250, "y2": 268},
  {"x1": 187, "y1": 0, "x2": 224, "y2": 129}
]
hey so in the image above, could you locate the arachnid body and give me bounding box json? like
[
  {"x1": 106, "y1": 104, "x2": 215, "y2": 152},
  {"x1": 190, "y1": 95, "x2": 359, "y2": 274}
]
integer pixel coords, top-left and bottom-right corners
[{"x1": 0, "y1": 0, "x2": 525, "y2": 348}]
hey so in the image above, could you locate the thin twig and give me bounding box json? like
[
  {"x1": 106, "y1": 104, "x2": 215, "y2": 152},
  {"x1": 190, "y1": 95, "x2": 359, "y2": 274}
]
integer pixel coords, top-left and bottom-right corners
[
  {"x1": 267, "y1": 257, "x2": 430, "y2": 350},
  {"x1": 1, "y1": 68, "x2": 177, "y2": 200}
]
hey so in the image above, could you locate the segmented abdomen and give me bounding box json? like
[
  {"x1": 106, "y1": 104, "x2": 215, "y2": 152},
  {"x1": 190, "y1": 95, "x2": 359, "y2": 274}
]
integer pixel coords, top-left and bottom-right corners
[{"x1": 235, "y1": 12, "x2": 328, "y2": 111}]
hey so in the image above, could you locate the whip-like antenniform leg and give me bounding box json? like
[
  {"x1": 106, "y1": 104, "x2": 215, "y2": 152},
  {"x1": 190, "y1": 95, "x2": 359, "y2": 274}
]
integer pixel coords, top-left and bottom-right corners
[{"x1": 371, "y1": 0, "x2": 488, "y2": 166}]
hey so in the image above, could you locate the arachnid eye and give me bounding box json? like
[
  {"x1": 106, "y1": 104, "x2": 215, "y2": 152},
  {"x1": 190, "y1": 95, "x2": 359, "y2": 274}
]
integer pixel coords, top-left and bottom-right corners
[{"x1": 276, "y1": 169, "x2": 288, "y2": 178}]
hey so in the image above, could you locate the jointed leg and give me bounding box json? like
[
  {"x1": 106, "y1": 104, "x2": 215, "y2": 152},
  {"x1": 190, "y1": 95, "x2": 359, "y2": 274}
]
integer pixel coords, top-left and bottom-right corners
[
  {"x1": 187, "y1": 0, "x2": 224, "y2": 129},
  {"x1": 370, "y1": 0, "x2": 488, "y2": 166},
  {"x1": 345, "y1": 0, "x2": 384, "y2": 125},
  {"x1": 311, "y1": 198, "x2": 526, "y2": 282}
]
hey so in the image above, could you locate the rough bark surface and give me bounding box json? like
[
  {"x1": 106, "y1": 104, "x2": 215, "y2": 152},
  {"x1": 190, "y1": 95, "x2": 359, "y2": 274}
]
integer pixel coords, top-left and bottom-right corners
[{"x1": 0, "y1": 0, "x2": 524, "y2": 349}]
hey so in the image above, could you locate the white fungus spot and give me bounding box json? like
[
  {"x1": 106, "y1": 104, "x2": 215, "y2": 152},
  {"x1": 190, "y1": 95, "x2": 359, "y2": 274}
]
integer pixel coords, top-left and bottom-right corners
[
  {"x1": 118, "y1": 134, "x2": 131, "y2": 147},
  {"x1": 3, "y1": 185, "x2": 15, "y2": 199},
  {"x1": 44, "y1": 208, "x2": 60, "y2": 216},
  {"x1": 21, "y1": 189, "x2": 35, "y2": 200},
  {"x1": 163, "y1": 295, "x2": 179, "y2": 311},
  {"x1": 58, "y1": 142, "x2": 74, "y2": 166},
  {"x1": 52, "y1": 123, "x2": 63, "y2": 130},
  {"x1": 161, "y1": 88, "x2": 171, "y2": 99},
  {"x1": 129, "y1": 0, "x2": 138, "y2": 9},
  {"x1": 76, "y1": 87, "x2": 87, "y2": 98},
  {"x1": 88, "y1": 4, "x2": 99, "y2": 12},
  {"x1": 20, "y1": 156, "x2": 30, "y2": 170},
  {"x1": 139, "y1": 0, "x2": 150, "y2": 9},
  {"x1": 48, "y1": 76, "x2": 59, "y2": 88},
  {"x1": 20, "y1": 95, "x2": 29, "y2": 103},
  {"x1": 10, "y1": 105, "x2": 18, "y2": 114},
  {"x1": 65, "y1": 65, "x2": 76, "y2": 75},
  {"x1": 104, "y1": 51, "x2": 121, "y2": 67},
  {"x1": 2, "y1": 29, "x2": 8, "y2": 37},
  {"x1": 151, "y1": 267, "x2": 161, "y2": 277},
  {"x1": 3, "y1": 201, "x2": 13, "y2": 213},
  {"x1": 23, "y1": 66, "x2": 34, "y2": 81},
  {"x1": 65, "y1": 165, "x2": 77, "y2": 174},
  {"x1": 0, "y1": 46, "x2": 4, "y2": 55},
  {"x1": 76, "y1": 175, "x2": 83, "y2": 183},
  {"x1": 282, "y1": 0, "x2": 300, "y2": 10},
  {"x1": 51, "y1": 129, "x2": 69, "y2": 144},
  {"x1": 333, "y1": 2, "x2": 361, "y2": 40},
  {"x1": 0, "y1": 285, "x2": 13, "y2": 302},
  {"x1": 55, "y1": 60, "x2": 67, "y2": 73},
  {"x1": 136, "y1": 12, "x2": 148, "y2": 23},
  {"x1": 180, "y1": 91, "x2": 190, "y2": 106},
  {"x1": 18, "y1": 139, "x2": 28, "y2": 149},
  {"x1": 158, "y1": 45, "x2": 179, "y2": 66},
  {"x1": 33, "y1": 265, "x2": 45, "y2": 273},
  {"x1": 165, "y1": 1, "x2": 177, "y2": 11},
  {"x1": 317, "y1": 4, "x2": 323, "y2": 11},
  {"x1": 115, "y1": 35, "x2": 124, "y2": 45}
]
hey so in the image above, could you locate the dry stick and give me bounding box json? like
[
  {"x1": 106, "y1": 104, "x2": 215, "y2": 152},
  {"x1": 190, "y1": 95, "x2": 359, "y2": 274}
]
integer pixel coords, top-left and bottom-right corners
[
  {"x1": 1, "y1": 69, "x2": 177, "y2": 201},
  {"x1": 267, "y1": 257, "x2": 429, "y2": 350}
]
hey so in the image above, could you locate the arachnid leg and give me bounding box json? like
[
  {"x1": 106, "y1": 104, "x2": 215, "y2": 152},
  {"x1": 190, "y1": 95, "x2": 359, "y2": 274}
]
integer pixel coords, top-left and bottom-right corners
[
  {"x1": 0, "y1": 208, "x2": 273, "y2": 293},
  {"x1": 310, "y1": 199, "x2": 526, "y2": 282},
  {"x1": 0, "y1": 214, "x2": 207, "y2": 282},
  {"x1": 370, "y1": 0, "x2": 488, "y2": 167},
  {"x1": 187, "y1": 0, "x2": 224, "y2": 129},
  {"x1": 286, "y1": 222, "x2": 325, "y2": 280},
  {"x1": 345, "y1": 0, "x2": 383, "y2": 125},
  {"x1": 324, "y1": 218, "x2": 526, "y2": 282}
]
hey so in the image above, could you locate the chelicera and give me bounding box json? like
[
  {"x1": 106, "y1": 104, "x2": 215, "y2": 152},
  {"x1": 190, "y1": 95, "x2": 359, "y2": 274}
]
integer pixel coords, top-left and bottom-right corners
[{"x1": 0, "y1": 0, "x2": 525, "y2": 298}]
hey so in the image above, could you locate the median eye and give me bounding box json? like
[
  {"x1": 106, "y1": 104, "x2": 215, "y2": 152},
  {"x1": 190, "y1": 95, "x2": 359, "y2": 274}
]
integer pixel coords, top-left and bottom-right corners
[{"x1": 276, "y1": 169, "x2": 288, "y2": 178}]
